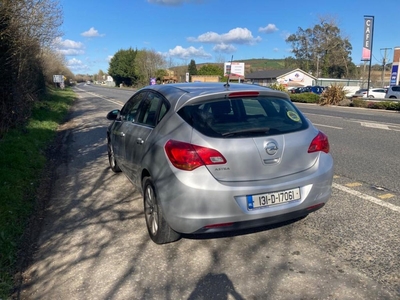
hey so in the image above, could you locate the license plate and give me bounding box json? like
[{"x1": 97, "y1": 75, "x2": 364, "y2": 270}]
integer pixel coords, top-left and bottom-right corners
[{"x1": 247, "y1": 188, "x2": 301, "y2": 209}]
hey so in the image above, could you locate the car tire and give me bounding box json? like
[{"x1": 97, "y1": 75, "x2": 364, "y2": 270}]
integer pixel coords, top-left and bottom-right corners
[
  {"x1": 143, "y1": 177, "x2": 181, "y2": 244},
  {"x1": 107, "y1": 140, "x2": 121, "y2": 173}
]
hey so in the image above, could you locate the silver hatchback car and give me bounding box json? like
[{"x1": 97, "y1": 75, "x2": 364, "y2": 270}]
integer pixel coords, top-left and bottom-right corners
[{"x1": 106, "y1": 83, "x2": 334, "y2": 244}]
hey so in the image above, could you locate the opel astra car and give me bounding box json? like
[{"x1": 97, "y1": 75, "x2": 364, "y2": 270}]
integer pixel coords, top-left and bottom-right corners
[{"x1": 106, "y1": 83, "x2": 334, "y2": 244}]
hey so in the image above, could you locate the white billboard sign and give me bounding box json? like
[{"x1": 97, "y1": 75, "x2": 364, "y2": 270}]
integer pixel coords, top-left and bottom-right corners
[{"x1": 224, "y1": 62, "x2": 245, "y2": 78}]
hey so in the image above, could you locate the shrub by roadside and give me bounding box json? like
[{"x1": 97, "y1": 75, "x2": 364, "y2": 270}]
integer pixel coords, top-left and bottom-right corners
[
  {"x1": 288, "y1": 92, "x2": 320, "y2": 103},
  {"x1": 0, "y1": 87, "x2": 74, "y2": 299},
  {"x1": 288, "y1": 85, "x2": 400, "y2": 111},
  {"x1": 351, "y1": 99, "x2": 400, "y2": 110}
]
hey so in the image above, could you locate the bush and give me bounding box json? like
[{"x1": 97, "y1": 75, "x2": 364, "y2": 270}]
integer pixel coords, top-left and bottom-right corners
[
  {"x1": 269, "y1": 82, "x2": 286, "y2": 91},
  {"x1": 319, "y1": 84, "x2": 346, "y2": 105},
  {"x1": 351, "y1": 99, "x2": 400, "y2": 111},
  {"x1": 289, "y1": 93, "x2": 320, "y2": 103},
  {"x1": 351, "y1": 98, "x2": 367, "y2": 108}
]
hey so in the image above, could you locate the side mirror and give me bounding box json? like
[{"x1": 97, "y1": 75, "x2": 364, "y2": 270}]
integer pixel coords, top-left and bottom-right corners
[{"x1": 106, "y1": 109, "x2": 120, "y2": 121}]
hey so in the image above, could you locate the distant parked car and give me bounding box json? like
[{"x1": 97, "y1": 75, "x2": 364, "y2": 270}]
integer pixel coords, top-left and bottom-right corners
[
  {"x1": 354, "y1": 88, "x2": 387, "y2": 98},
  {"x1": 385, "y1": 85, "x2": 400, "y2": 99},
  {"x1": 308, "y1": 86, "x2": 325, "y2": 94},
  {"x1": 291, "y1": 87, "x2": 305, "y2": 94},
  {"x1": 106, "y1": 82, "x2": 334, "y2": 244},
  {"x1": 291, "y1": 86, "x2": 324, "y2": 95}
]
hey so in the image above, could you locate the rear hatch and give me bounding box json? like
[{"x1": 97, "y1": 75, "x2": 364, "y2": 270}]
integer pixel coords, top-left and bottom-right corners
[
  {"x1": 191, "y1": 128, "x2": 318, "y2": 181},
  {"x1": 178, "y1": 93, "x2": 319, "y2": 181}
]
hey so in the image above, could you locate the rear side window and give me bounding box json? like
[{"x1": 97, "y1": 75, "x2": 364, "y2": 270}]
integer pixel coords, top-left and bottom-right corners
[
  {"x1": 392, "y1": 86, "x2": 400, "y2": 92},
  {"x1": 178, "y1": 97, "x2": 308, "y2": 138}
]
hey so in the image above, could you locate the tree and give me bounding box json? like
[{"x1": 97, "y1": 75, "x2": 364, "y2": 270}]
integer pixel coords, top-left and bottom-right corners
[
  {"x1": 0, "y1": 0, "x2": 66, "y2": 136},
  {"x1": 155, "y1": 69, "x2": 169, "y2": 83},
  {"x1": 108, "y1": 48, "x2": 138, "y2": 86},
  {"x1": 94, "y1": 69, "x2": 105, "y2": 82},
  {"x1": 187, "y1": 59, "x2": 197, "y2": 80},
  {"x1": 41, "y1": 47, "x2": 74, "y2": 84},
  {"x1": 283, "y1": 57, "x2": 298, "y2": 69},
  {"x1": 135, "y1": 49, "x2": 166, "y2": 87},
  {"x1": 285, "y1": 17, "x2": 353, "y2": 78},
  {"x1": 197, "y1": 64, "x2": 224, "y2": 77}
]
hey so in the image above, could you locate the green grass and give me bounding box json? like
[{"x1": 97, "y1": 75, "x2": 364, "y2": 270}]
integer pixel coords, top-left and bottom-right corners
[{"x1": 0, "y1": 87, "x2": 75, "y2": 299}]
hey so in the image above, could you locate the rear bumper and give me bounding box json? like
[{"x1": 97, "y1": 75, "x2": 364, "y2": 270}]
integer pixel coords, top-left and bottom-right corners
[
  {"x1": 153, "y1": 154, "x2": 334, "y2": 234},
  {"x1": 191, "y1": 203, "x2": 324, "y2": 234}
]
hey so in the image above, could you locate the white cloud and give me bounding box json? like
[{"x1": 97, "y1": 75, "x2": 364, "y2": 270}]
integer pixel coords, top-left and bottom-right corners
[
  {"x1": 147, "y1": 0, "x2": 202, "y2": 5},
  {"x1": 107, "y1": 55, "x2": 113, "y2": 62},
  {"x1": 67, "y1": 58, "x2": 89, "y2": 71},
  {"x1": 53, "y1": 38, "x2": 85, "y2": 56},
  {"x1": 213, "y1": 43, "x2": 236, "y2": 53},
  {"x1": 81, "y1": 27, "x2": 104, "y2": 37},
  {"x1": 167, "y1": 46, "x2": 212, "y2": 59},
  {"x1": 58, "y1": 49, "x2": 85, "y2": 56},
  {"x1": 259, "y1": 24, "x2": 279, "y2": 34},
  {"x1": 188, "y1": 28, "x2": 261, "y2": 45}
]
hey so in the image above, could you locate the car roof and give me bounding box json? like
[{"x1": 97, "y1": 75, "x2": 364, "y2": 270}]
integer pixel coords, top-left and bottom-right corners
[{"x1": 143, "y1": 82, "x2": 290, "y2": 110}]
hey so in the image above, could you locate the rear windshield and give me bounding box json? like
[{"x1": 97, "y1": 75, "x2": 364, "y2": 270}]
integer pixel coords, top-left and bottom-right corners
[{"x1": 178, "y1": 97, "x2": 308, "y2": 138}]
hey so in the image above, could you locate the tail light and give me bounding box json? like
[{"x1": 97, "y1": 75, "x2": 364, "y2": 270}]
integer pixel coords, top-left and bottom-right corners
[
  {"x1": 228, "y1": 91, "x2": 259, "y2": 98},
  {"x1": 165, "y1": 140, "x2": 226, "y2": 171},
  {"x1": 308, "y1": 131, "x2": 330, "y2": 154}
]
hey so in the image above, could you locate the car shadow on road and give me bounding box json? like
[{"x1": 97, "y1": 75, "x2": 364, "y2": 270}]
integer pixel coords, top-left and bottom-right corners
[
  {"x1": 183, "y1": 217, "x2": 305, "y2": 241},
  {"x1": 188, "y1": 272, "x2": 244, "y2": 300}
]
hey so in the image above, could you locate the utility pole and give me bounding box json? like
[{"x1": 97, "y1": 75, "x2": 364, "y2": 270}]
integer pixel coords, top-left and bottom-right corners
[{"x1": 380, "y1": 48, "x2": 391, "y2": 87}]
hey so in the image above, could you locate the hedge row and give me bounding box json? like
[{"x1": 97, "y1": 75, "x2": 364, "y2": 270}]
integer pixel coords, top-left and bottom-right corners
[{"x1": 289, "y1": 93, "x2": 400, "y2": 111}]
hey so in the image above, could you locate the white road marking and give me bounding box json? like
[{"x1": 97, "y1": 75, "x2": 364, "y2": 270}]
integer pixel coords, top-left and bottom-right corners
[
  {"x1": 75, "y1": 87, "x2": 123, "y2": 106},
  {"x1": 360, "y1": 122, "x2": 390, "y2": 130},
  {"x1": 304, "y1": 111, "x2": 400, "y2": 131},
  {"x1": 313, "y1": 123, "x2": 343, "y2": 129},
  {"x1": 333, "y1": 183, "x2": 400, "y2": 213}
]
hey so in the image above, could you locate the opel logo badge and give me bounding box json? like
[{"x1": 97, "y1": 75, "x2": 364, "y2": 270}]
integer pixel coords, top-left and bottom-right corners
[{"x1": 265, "y1": 141, "x2": 278, "y2": 155}]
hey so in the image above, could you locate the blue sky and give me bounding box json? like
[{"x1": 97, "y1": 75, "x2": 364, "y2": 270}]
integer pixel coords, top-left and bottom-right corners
[{"x1": 56, "y1": 0, "x2": 400, "y2": 75}]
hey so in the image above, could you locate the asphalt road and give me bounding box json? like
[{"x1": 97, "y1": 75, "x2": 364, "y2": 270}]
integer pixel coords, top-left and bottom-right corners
[{"x1": 18, "y1": 84, "x2": 400, "y2": 299}]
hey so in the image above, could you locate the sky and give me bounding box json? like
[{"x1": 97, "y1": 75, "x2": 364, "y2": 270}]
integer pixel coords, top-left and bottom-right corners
[{"x1": 56, "y1": 0, "x2": 400, "y2": 75}]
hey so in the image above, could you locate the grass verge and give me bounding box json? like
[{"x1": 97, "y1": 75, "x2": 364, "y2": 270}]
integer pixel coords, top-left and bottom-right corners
[{"x1": 0, "y1": 87, "x2": 75, "y2": 299}]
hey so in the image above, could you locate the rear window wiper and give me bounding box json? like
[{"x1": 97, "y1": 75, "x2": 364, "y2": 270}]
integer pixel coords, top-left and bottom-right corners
[{"x1": 221, "y1": 127, "x2": 273, "y2": 137}]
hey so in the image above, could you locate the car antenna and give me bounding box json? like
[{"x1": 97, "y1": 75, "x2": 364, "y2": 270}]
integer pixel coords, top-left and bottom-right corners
[{"x1": 224, "y1": 55, "x2": 234, "y2": 88}]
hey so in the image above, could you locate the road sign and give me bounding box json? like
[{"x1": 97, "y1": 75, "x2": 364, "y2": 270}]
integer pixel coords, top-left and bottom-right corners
[{"x1": 53, "y1": 75, "x2": 64, "y2": 83}]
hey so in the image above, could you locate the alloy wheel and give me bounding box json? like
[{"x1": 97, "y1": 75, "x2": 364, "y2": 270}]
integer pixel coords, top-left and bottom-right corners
[
  {"x1": 144, "y1": 184, "x2": 159, "y2": 236},
  {"x1": 108, "y1": 143, "x2": 115, "y2": 168}
]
